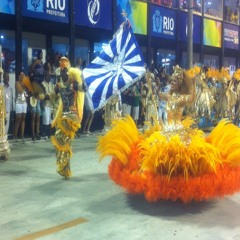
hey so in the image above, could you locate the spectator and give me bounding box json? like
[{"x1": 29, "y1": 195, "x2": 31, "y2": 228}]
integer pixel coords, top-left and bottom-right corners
[
  {"x1": 31, "y1": 50, "x2": 44, "y2": 84},
  {"x1": 76, "y1": 57, "x2": 83, "y2": 70},
  {"x1": 158, "y1": 75, "x2": 171, "y2": 125},
  {"x1": 3, "y1": 72, "x2": 13, "y2": 136},
  {"x1": 81, "y1": 92, "x2": 94, "y2": 135},
  {"x1": 41, "y1": 65, "x2": 55, "y2": 140},
  {"x1": 130, "y1": 82, "x2": 141, "y2": 125},
  {"x1": 121, "y1": 88, "x2": 132, "y2": 117},
  {"x1": 13, "y1": 72, "x2": 28, "y2": 143}
]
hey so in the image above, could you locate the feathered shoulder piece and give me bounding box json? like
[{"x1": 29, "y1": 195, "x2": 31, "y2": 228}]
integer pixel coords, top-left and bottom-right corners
[
  {"x1": 22, "y1": 75, "x2": 34, "y2": 93},
  {"x1": 68, "y1": 67, "x2": 82, "y2": 84},
  {"x1": 193, "y1": 65, "x2": 201, "y2": 75},
  {"x1": 233, "y1": 68, "x2": 240, "y2": 81},
  {"x1": 172, "y1": 65, "x2": 184, "y2": 83},
  {"x1": 185, "y1": 67, "x2": 198, "y2": 79},
  {"x1": 206, "y1": 68, "x2": 219, "y2": 79}
]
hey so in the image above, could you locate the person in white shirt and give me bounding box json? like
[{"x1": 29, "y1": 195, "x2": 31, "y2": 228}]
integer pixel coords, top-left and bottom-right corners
[
  {"x1": 14, "y1": 72, "x2": 28, "y2": 142},
  {"x1": 3, "y1": 72, "x2": 12, "y2": 136}
]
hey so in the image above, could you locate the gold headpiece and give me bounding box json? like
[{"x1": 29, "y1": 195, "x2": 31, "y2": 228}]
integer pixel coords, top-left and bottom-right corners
[
  {"x1": 171, "y1": 65, "x2": 184, "y2": 83},
  {"x1": 145, "y1": 71, "x2": 154, "y2": 82}
]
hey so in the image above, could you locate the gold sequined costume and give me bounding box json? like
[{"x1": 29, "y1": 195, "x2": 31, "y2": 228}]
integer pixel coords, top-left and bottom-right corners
[
  {"x1": 103, "y1": 93, "x2": 121, "y2": 131},
  {"x1": 51, "y1": 60, "x2": 85, "y2": 178},
  {"x1": 141, "y1": 72, "x2": 158, "y2": 127},
  {"x1": 0, "y1": 85, "x2": 10, "y2": 160}
]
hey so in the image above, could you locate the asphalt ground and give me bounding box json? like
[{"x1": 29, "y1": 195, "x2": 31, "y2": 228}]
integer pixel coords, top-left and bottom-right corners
[{"x1": 1, "y1": 134, "x2": 240, "y2": 240}]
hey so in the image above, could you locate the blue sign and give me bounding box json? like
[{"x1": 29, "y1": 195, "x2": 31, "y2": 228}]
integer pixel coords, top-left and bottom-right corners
[
  {"x1": 178, "y1": 11, "x2": 201, "y2": 44},
  {"x1": 0, "y1": 0, "x2": 15, "y2": 15},
  {"x1": 223, "y1": 23, "x2": 239, "y2": 50},
  {"x1": 22, "y1": 0, "x2": 69, "y2": 23},
  {"x1": 151, "y1": 5, "x2": 176, "y2": 40},
  {"x1": 75, "y1": 0, "x2": 112, "y2": 30}
]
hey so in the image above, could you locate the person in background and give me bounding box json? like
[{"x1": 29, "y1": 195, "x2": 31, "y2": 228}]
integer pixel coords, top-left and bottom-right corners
[
  {"x1": 121, "y1": 88, "x2": 132, "y2": 117},
  {"x1": 103, "y1": 92, "x2": 122, "y2": 131},
  {"x1": 75, "y1": 57, "x2": 83, "y2": 70},
  {"x1": 158, "y1": 75, "x2": 171, "y2": 125},
  {"x1": 75, "y1": 58, "x2": 90, "y2": 136},
  {"x1": 141, "y1": 72, "x2": 158, "y2": 127},
  {"x1": 130, "y1": 82, "x2": 141, "y2": 125},
  {"x1": 29, "y1": 90, "x2": 42, "y2": 141},
  {"x1": 81, "y1": 91, "x2": 94, "y2": 135},
  {"x1": 3, "y1": 72, "x2": 13, "y2": 136},
  {"x1": 31, "y1": 50, "x2": 44, "y2": 84},
  {"x1": 29, "y1": 50, "x2": 45, "y2": 141},
  {"x1": 42, "y1": 63, "x2": 55, "y2": 140},
  {"x1": 13, "y1": 72, "x2": 28, "y2": 143}
]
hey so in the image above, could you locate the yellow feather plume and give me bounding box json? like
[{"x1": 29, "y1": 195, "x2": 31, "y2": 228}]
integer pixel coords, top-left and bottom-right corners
[
  {"x1": 97, "y1": 116, "x2": 140, "y2": 165},
  {"x1": 140, "y1": 130, "x2": 221, "y2": 179},
  {"x1": 233, "y1": 68, "x2": 240, "y2": 81},
  {"x1": 206, "y1": 119, "x2": 240, "y2": 166}
]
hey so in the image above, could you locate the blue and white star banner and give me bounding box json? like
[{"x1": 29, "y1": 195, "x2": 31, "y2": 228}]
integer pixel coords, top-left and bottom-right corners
[{"x1": 83, "y1": 21, "x2": 146, "y2": 111}]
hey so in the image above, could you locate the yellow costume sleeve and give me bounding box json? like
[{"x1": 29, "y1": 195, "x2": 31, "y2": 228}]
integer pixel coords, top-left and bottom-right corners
[
  {"x1": 68, "y1": 68, "x2": 85, "y2": 123},
  {"x1": 51, "y1": 98, "x2": 62, "y2": 128}
]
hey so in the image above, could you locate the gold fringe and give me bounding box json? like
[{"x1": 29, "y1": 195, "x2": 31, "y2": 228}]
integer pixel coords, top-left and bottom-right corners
[
  {"x1": 56, "y1": 117, "x2": 80, "y2": 139},
  {"x1": 51, "y1": 136, "x2": 72, "y2": 155}
]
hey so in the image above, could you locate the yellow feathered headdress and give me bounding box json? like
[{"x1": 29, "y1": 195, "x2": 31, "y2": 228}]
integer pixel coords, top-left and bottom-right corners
[
  {"x1": 233, "y1": 68, "x2": 240, "y2": 81},
  {"x1": 171, "y1": 65, "x2": 184, "y2": 83},
  {"x1": 185, "y1": 66, "x2": 200, "y2": 79},
  {"x1": 206, "y1": 68, "x2": 219, "y2": 79},
  {"x1": 219, "y1": 67, "x2": 230, "y2": 84}
]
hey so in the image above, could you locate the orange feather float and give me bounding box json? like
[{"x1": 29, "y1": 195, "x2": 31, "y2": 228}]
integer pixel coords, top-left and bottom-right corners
[{"x1": 97, "y1": 116, "x2": 240, "y2": 203}]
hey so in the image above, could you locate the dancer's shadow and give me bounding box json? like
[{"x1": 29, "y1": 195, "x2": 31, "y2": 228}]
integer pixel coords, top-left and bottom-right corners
[
  {"x1": 127, "y1": 194, "x2": 240, "y2": 228},
  {"x1": 127, "y1": 194, "x2": 214, "y2": 216}
]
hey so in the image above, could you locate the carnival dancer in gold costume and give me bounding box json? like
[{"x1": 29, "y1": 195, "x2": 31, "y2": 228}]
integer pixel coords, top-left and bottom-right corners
[
  {"x1": 141, "y1": 71, "x2": 158, "y2": 128},
  {"x1": 195, "y1": 68, "x2": 215, "y2": 120},
  {"x1": 229, "y1": 69, "x2": 240, "y2": 125},
  {"x1": 215, "y1": 68, "x2": 230, "y2": 120},
  {"x1": 51, "y1": 57, "x2": 86, "y2": 178},
  {"x1": 103, "y1": 92, "x2": 122, "y2": 131},
  {"x1": 0, "y1": 68, "x2": 10, "y2": 160},
  {"x1": 226, "y1": 70, "x2": 239, "y2": 122},
  {"x1": 97, "y1": 65, "x2": 240, "y2": 203}
]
